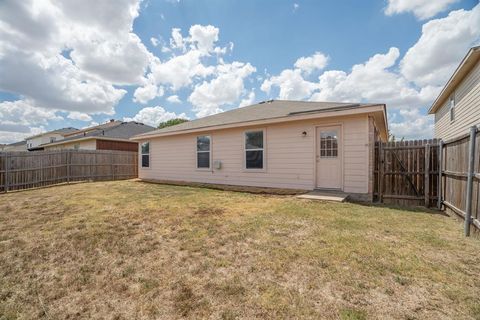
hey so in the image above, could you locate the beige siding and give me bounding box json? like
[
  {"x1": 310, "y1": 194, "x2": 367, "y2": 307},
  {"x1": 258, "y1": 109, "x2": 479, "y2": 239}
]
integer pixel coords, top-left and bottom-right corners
[
  {"x1": 45, "y1": 139, "x2": 97, "y2": 151},
  {"x1": 27, "y1": 133, "x2": 64, "y2": 149},
  {"x1": 435, "y1": 61, "x2": 480, "y2": 140},
  {"x1": 139, "y1": 115, "x2": 372, "y2": 194}
]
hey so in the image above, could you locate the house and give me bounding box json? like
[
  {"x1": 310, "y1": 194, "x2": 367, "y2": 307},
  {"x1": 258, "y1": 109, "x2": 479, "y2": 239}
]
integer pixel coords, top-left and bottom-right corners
[
  {"x1": 2, "y1": 140, "x2": 27, "y2": 152},
  {"x1": 428, "y1": 46, "x2": 480, "y2": 140},
  {"x1": 131, "y1": 100, "x2": 388, "y2": 201},
  {"x1": 41, "y1": 120, "x2": 156, "y2": 151},
  {"x1": 26, "y1": 127, "x2": 78, "y2": 151}
]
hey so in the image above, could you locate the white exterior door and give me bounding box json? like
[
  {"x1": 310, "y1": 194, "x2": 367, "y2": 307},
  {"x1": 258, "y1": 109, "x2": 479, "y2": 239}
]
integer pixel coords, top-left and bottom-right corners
[{"x1": 316, "y1": 126, "x2": 342, "y2": 189}]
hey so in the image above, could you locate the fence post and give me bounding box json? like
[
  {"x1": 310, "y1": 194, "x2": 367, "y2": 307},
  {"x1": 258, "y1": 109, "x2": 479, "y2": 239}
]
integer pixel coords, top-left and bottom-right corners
[
  {"x1": 66, "y1": 150, "x2": 70, "y2": 183},
  {"x1": 378, "y1": 142, "x2": 384, "y2": 203},
  {"x1": 464, "y1": 126, "x2": 477, "y2": 237},
  {"x1": 437, "y1": 140, "x2": 443, "y2": 209},
  {"x1": 111, "y1": 153, "x2": 115, "y2": 181},
  {"x1": 424, "y1": 144, "x2": 430, "y2": 207},
  {"x1": 3, "y1": 152, "x2": 8, "y2": 192}
]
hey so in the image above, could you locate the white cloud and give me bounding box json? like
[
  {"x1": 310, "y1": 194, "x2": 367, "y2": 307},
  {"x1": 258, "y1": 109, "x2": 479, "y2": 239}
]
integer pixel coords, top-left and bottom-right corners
[
  {"x1": 0, "y1": 100, "x2": 62, "y2": 143},
  {"x1": 69, "y1": 32, "x2": 151, "y2": 85},
  {"x1": 0, "y1": 0, "x2": 142, "y2": 116},
  {"x1": 0, "y1": 100, "x2": 62, "y2": 127},
  {"x1": 311, "y1": 47, "x2": 434, "y2": 107},
  {"x1": 239, "y1": 90, "x2": 256, "y2": 107},
  {"x1": 150, "y1": 37, "x2": 160, "y2": 47},
  {"x1": 0, "y1": 51, "x2": 126, "y2": 114},
  {"x1": 384, "y1": 0, "x2": 459, "y2": 20},
  {"x1": 188, "y1": 25, "x2": 219, "y2": 53},
  {"x1": 150, "y1": 50, "x2": 215, "y2": 91},
  {"x1": 170, "y1": 28, "x2": 185, "y2": 51},
  {"x1": 189, "y1": 62, "x2": 256, "y2": 117},
  {"x1": 261, "y1": 68, "x2": 318, "y2": 100},
  {"x1": 67, "y1": 111, "x2": 93, "y2": 122},
  {"x1": 388, "y1": 108, "x2": 434, "y2": 139},
  {"x1": 166, "y1": 95, "x2": 182, "y2": 103},
  {"x1": 400, "y1": 4, "x2": 480, "y2": 87},
  {"x1": 124, "y1": 106, "x2": 188, "y2": 127},
  {"x1": 294, "y1": 52, "x2": 329, "y2": 74},
  {"x1": 133, "y1": 81, "x2": 164, "y2": 104}
]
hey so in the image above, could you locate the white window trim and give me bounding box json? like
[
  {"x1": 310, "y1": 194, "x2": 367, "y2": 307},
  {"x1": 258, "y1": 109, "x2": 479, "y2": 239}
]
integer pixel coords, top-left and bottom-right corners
[
  {"x1": 140, "y1": 141, "x2": 151, "y2": 169},
  {"x1": 449, "y1": 94, "x2": 455, "y2": 123},
  {"x1": 243, "y1": 128, "x2": 266, "y2": 172},
  {"x1": 196, "y1": 135, "x2": 212, "y2": 170}
]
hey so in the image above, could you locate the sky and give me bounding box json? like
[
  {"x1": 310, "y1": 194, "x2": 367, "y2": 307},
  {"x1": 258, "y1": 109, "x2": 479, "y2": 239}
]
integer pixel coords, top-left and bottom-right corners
[{"x1": 0, "y1": 0, "x2": 479, "y2": 144}]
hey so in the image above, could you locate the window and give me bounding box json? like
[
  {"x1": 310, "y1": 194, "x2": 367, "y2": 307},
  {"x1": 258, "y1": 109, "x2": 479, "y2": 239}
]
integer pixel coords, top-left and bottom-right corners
[
  {"x1": 50, "y1": 137, "x2": 56, "y2": 143},
  {"x1": 245, "y1": 130, "x2": 264, "y2": 169},
  {"x1": 141, "y1": 142, "x2": 150, "y2": 168},
  {"x1": 196, "y1": 136, "x2": 210, "y2": 169},
  {"x1": 73, "y1": 144, "x2": 80, "y2": 150},
  {"x1": 449, "y1": 95, "x2": 455, "y2": 122},
  {"x1": 320, "y1": 130, "x2": 338, "y2": 158}
]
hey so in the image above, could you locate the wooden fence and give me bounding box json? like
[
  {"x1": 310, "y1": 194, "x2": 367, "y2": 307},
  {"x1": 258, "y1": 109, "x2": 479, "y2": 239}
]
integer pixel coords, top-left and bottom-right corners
[
  {"x1": 374, "y1": 139, "x2": 439, "y2": 207},
  {"x1": 440, "y1": 127, "x2": 479, "y2": 236},
  {"x1": 374, "y1": 126, "x2": 480, "y2": 235},
  {"x1": 0, "y1": 149, "x2": 138, "y2": 192}
]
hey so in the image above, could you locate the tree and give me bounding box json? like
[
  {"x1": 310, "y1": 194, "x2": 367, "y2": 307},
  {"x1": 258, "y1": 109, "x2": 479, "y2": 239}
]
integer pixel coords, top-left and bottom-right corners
[{"x1": 158, "y1": 118, "x2": 189, "y2": 129}]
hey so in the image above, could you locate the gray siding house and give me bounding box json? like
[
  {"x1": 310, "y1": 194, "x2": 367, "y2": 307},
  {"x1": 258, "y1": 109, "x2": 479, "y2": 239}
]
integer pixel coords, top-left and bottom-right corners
[{"x1": 428, "y1": 46, "x2": 480, "y2": 140}]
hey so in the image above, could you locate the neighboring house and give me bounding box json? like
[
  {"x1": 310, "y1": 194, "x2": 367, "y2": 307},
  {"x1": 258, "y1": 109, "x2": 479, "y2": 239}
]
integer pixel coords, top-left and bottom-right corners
[
  {"x1": 26, "y1": 127, "x2": 78, "y2": 151},
  {"x1": 41, "y1": 120, "x2": 156, "y2": 151},
  {"x1": 131, "y1": 100, "x2": 388, "y2": 201},
  {"x1": 428, "y1": 46, "x2": 480, "y2": 141},
  {"x1": 2, "y1": 140, "x2": 28, "y2": 152}
]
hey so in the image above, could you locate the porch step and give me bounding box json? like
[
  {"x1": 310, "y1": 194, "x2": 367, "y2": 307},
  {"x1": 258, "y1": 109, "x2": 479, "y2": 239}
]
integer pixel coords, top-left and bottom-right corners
[{"x1": 296, "y1": 190, "x2": 349, "y2": 202}]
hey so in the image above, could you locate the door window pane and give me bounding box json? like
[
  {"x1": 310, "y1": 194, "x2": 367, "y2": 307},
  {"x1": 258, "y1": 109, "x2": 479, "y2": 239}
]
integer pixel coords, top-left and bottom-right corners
[{"x1": 320, "y1": 130, "x2": 338, "y2": 158}]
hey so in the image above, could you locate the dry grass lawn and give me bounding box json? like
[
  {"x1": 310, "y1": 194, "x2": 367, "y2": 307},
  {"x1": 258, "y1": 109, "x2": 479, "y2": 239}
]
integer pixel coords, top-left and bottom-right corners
[{"x1": 0, "y1": 180, "x2": 479, "y2": 320}]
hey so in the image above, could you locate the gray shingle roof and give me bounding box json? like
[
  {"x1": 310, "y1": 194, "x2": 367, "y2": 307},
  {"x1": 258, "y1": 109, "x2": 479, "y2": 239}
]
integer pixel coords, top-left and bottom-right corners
[
  {"x1": 26, "y1": 127, "x2": 78, "y2": 140},
  {"x1": 40, "y1": 121, "x2": 156, "y2": 146},
  {"x1": 135, "y1": 100, "x2": 379, "y2": 137}
]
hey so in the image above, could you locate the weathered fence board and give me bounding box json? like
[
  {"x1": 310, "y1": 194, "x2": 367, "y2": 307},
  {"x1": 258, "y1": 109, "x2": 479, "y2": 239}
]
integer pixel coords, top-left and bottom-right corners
[
  {"x1": 441, "y1": 126, "x2": 479, "y2": 235},
  {"x1": 374, "y1": 139, "x2": 439, "y2": 207},
  {"x1": 0, "y1": 150, "x2": 137, "y2": 193}
]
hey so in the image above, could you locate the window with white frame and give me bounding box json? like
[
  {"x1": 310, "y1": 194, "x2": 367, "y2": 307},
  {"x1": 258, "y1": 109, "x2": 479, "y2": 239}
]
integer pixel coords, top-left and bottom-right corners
[
  {"x1": 449, "y1": 95, "x2": 455, "y2": 122},
  {"x1": 141, "y1": 142, "x2": 150, "y2": 168},
  {"x1": 196, "y1": 136, "x2": 211, "y2": 169},
  {"x1": 245, "y1": 130, "x2": 264, "y2": 169}
]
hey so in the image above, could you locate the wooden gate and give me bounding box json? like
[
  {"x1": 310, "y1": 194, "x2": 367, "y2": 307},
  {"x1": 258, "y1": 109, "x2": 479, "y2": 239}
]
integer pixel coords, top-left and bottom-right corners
[{"x1": 374, "y1": 139, "x2": 439, "y2": 207}]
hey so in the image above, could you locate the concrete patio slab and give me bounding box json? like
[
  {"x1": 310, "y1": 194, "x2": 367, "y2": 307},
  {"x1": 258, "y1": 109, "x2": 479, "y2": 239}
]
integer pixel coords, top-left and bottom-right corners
[{"x1": 296, "y1": 190, "x2": 349, "y2": 202}]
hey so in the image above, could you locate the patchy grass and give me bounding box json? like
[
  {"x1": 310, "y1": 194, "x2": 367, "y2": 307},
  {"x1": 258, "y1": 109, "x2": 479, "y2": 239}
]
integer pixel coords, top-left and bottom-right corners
[{"x1": 0, "y1": 180, "x2": 479, "y2": 319}]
